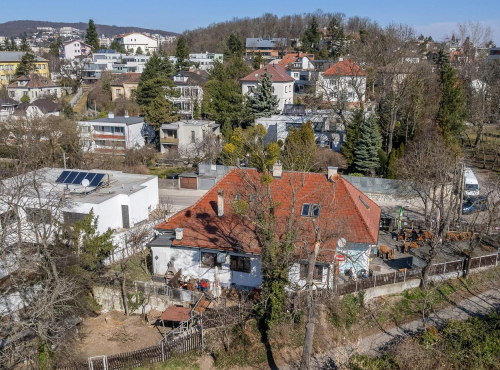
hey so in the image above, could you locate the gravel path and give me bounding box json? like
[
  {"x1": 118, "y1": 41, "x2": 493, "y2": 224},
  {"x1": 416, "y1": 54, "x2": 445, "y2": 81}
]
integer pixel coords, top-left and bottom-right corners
[{"x1": 283, "y1": 287, "x2": 500, "y2": 369}]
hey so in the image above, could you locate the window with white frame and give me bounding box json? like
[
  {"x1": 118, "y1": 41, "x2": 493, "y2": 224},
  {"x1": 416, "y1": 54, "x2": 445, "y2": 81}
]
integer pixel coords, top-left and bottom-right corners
[
  {"x1": 301, "y1": 203, "x2": 320, "y2": 217},
  {"x1": 201, "y1": 252, "x2": 222, "y2": 268},
  {"x1": 299, "y1": 263, "x2": 324, "y2": 281}
]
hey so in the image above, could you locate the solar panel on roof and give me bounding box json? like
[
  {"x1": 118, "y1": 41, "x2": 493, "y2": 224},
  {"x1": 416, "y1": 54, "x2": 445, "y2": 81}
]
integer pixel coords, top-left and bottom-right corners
[
  {"x1": 64, "y1": 171, "x2": 79, "y2": 184},
  {"x1": 89, "y1": 173, "x2": 105, "y2": 187},
  {"x1": 55, "y1": 170, "x2": 71, "y2": 183},
  {"x1": 83, "y1": 172, "x2": 97, "y2": 183},
  {"x1": 73, "y1": 172, "x2": 88, "y2": 185}
]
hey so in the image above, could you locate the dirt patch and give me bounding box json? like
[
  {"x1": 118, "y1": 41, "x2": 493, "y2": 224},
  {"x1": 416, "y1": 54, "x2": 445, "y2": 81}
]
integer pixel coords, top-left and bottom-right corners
[{"x1": 70, "y1": 311, "x2": 163, "y2": 361}]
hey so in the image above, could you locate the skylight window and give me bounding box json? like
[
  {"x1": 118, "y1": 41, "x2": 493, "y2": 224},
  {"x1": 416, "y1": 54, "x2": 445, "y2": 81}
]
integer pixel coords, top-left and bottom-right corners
[
  {"x1": 359, "y1": 196, "x2": 370, "y2": 209},
  {"x1": 301, "y1": 203, "x2": 320, "y2": 217}
]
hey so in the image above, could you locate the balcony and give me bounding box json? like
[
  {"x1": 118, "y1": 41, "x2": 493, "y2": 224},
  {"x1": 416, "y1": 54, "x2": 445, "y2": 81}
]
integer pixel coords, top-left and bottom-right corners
[
  {"x1": 93, "y1": 133, "x2": 126, "y2": 140},
  {"x1": 160, "y1": 137, "x2": 179, "y2": 144}
]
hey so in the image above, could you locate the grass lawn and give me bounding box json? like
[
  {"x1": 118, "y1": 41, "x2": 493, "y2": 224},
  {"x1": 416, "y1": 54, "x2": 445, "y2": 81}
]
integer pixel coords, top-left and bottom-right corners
[{"x1": 108, "y1": 252, "x2": 151, "y2": 282}]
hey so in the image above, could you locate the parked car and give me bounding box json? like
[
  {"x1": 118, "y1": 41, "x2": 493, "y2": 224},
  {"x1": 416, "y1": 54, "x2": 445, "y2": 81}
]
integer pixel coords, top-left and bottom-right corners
[{"x1": 462, "y1": 195, "x2": 488, "y2": 215}]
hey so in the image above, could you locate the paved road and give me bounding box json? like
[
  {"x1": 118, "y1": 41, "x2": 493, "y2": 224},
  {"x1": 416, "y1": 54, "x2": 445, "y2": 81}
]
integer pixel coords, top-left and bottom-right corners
[{"x1": 283, "y1": 288, "x2": 500, "y2": 369}]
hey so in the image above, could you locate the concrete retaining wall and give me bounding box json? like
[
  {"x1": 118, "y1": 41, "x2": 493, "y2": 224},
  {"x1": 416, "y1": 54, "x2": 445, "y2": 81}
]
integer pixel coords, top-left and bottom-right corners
[
  {"x1": 93, "y1": 286, "x2": 186, "y2": 314},
  {"x1": 363, "y1": 279, "x2": 421, "y2": 301}
]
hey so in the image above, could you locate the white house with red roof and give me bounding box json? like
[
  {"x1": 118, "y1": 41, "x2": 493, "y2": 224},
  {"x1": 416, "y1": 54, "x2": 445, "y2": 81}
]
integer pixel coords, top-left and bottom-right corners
[
  {"x1": 317, "y1": 58, "x2": 367, "y2": 105},
  {"x1": 149, "y1": 166, "x2": 380, "y2": 291},
  {"x1": 59, "y1": 40, "x2": 92, "y2": 60},
  {"x1": 278, "y1": 53, "x2": 315, "y2": 93},
  {"x1": 114, "y1": 32, "x2": 158, "y2": 54},
  {"x1": 241, "y1": 64, "x2": 295, "y2": 112}
]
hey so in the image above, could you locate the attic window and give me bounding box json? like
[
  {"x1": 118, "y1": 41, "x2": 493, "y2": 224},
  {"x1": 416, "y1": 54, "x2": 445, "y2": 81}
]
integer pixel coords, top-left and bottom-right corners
[
  {"x1": 359, "y1": 196, "x2": 370, "y2": 210},
  {"x1": 301, "y1": 203, "x2": 320, "y2": 218}
]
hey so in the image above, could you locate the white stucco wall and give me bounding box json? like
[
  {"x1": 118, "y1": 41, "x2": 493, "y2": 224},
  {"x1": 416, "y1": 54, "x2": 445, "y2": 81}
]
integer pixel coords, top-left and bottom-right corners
[
  {"x1": 242, "y1": 81, "x2": 294, "y2": 111},
  {"x1": 150, "y1": 246, "x2": 262, "y2": 289},
  {"x1": 289, "y1": 262, "x2": 331, "y2": 289}
]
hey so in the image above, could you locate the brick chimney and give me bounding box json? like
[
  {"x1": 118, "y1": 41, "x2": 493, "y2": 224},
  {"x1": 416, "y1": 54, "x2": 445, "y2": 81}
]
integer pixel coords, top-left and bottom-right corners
[{"x1": 217, "y1": 190, "x2": 224, "y2": 217}]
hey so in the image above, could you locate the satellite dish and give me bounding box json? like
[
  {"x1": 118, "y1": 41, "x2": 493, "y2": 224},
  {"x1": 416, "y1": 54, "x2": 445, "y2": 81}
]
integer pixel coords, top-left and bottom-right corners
[{"x1": 81, "y1": 179, "x2": 90, "y2": 187}]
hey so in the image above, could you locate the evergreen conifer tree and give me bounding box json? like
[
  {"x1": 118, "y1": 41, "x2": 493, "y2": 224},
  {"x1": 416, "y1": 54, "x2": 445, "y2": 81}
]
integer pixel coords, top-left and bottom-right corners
[
  {"x1": 341, "y1": 109, "x2": 363, "y2": 166},
  {"x1": 224, "y1": 33, "x2": 244, "y2": 60},
  {"x1": 301, "y1": 17, "x2": 321, "y2": 54},
  {"x1": 353, "y1": 115, "x2": 381, "y2": 175},
  {"x1": 144, "y1": 95, "x2": 179, "y2": 129},
  {"x1": 246, "y1": 71, "x2": 279, "y2": 119},
  {"x1": 175, "y1": 36, "x2": 191, "y2": 71},
  {"x1": 135, "y1": 46, "x2": 143, "y2": 55},
  {"x1": 49, "y1": 38, "x2": 61, "y2": 57},
  {"x1": 20, "y1": 37, "x2": 31, "y2": 52},
  {"x1": 15, "y1": 52, "x2": 36, "y2": 77},
  {"x1": 435, "y1": 51, "x2": 467, "y2": 143},
  {"x1": 84, "y1": 19, "x2": 100, "y2": 52},
  {"x1": 10, "y1": 37, "x2": 18, "y2": 51}
]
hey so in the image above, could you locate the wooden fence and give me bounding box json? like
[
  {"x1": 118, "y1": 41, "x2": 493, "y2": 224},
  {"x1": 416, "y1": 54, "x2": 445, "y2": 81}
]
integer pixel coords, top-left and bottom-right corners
[{"x1": 57, "y1": 326, "x2": 202, "y2": 370}]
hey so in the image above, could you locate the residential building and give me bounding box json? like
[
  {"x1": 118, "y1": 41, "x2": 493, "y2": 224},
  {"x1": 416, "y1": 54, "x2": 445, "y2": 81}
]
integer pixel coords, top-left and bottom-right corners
[
  {"x1": 255, "y1": 107, "x2": 345, "y2": 150},
  {"x1": 82, "y1": 51, "x2": 150, "y2": 83},
  {"x1": 78, "y1": 113, "x2": 155, "y2": 154},
  {"x1": 159, "y1": 119, "x2": 220, "y2": 155},
  {"x1": 171, "y1": 71, "x2": 208, "y2": 118},
  {"x1": 279, "y1": 53, "x2": 316, "y2": 93},
  {"x1": 150, "y1": 166, "x2": 380, "y2": 290},
  {"x1": 110, "y1": 73, "x2": 141, "y2": 101},
  {"x1": 317, "y1": 59, "x2": 367, "y2": 105},
  {"x1": 188, "y1": 53, "x2": 223, "y2": 70},
  {"x1": 59, "y1": 40, "x2": 92, "y2": 60},
  {"x1": 18, "y1": 98, "x2": 60, "y2": 118},
  {"x1": 0, "y1": 97, "x2": 19, "y2": 120},
  {"x1": 488, "y1": 47, "x2": 500, "y2": 61},
  {"x1": 245, "y1": 38, "x2": 287, "y2": 57},
  {"x1": 0, "y1": 167, "x2": 159, "y2": 236},
  {"x1": 7, "y1": 73, "x2": 61, "y2": 102},
  {"x1": 114, "y1": 32, "x2": 158, "y2": 54},
  {"x1": 0, "y1": 52, "x2": 49, "y2": 86},
  {"x1": 241, "y1": 64, "x2": 294, "y2": 112}
]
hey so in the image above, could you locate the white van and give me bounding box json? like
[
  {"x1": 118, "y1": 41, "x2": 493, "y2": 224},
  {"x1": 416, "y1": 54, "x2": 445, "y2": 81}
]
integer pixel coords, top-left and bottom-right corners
[{"x1": 464, "y1": 167, "x2": 479, "y2": 197}]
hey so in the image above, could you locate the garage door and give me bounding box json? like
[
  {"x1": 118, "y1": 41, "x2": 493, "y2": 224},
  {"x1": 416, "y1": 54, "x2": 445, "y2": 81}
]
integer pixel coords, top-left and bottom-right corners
[
  {"x1": 180, "y1": 176, "x2": 197, "y2": 189},
  {"x1": 199, "y1": 177, "x2": 216, "y2": 190}
]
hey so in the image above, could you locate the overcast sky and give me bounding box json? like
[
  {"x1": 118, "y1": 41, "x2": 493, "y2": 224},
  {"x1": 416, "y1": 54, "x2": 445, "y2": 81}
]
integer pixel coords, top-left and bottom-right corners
[{"x1": 1, "y1": 0, "x2": 499, "y2": 44}]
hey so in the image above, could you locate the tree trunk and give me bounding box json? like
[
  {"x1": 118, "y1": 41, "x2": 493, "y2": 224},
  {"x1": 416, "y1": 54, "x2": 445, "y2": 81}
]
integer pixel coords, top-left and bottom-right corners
[
  {"x1": 474, "y1": 124, "x2": 484, "y2": 147},
  {"x1": 121, "y1": 269, "x2": 129, "y2": 316},
  {"x1": 300, "y1": 222, "x2": 321, "y2": 370}
]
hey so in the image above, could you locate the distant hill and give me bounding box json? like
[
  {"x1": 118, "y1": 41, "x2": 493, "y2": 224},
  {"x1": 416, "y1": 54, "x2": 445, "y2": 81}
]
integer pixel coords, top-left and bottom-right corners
[{"x1": 0, "y1": 20, "x2": 178, "y2": 37}]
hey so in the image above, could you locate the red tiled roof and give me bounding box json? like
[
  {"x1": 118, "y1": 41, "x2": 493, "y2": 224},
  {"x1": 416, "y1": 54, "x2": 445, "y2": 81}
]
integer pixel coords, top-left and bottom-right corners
[
  {"x1": 241, "y1": 64, "x2": 294, "y2": 83},
  {"x1": 278, "y1": 53, "x2": 315, "y2": 68},
  {"x1": 156, "y1": 169, "x2": 380, "y2": 262},
  {"x1": 323, "y1": 59, "x2": 366, "y2": 77}
]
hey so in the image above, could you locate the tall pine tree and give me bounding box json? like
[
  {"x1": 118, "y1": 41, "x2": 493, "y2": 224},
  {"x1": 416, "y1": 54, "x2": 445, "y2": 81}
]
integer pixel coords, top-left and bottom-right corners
[
  {"x1": 327, "y1": 17, "x2": 345, "y2": 59},
  {"x1": 15, "y1": 52, "x2": 36, "y2": 77},
  {"x1": 353, "y1": 115, "x2": 381, "y2": 175},
  {"x1": 435, "y1": 50, "x2": 467, "y2": 143},
  {"x1": 175, "y1": 36, "x2": 191, "y2": 71},
  {"x1": 224, "y1": 33, "x2": 244, "y2": 60},
  {"x1": 246, "y1": 71, "x2": 279, "y2": 119},
  {"x1": 341, "y1": 109, "x2": 363, "y2": 167},
  {"x1": 85, "y1": 19, "x2": 100, "y2": 52},
  {"x1": 20, "y1": 37, "x2": 31, "y2": 52},
  {"x1": 301, "y1": 17, "x2": 321, "y2": 55}
]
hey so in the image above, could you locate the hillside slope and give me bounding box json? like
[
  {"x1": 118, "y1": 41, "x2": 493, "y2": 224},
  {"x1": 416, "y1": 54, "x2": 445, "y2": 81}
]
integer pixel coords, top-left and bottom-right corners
[{"x1": 0, "y1": 20, "x2": 178, "y2": 37}]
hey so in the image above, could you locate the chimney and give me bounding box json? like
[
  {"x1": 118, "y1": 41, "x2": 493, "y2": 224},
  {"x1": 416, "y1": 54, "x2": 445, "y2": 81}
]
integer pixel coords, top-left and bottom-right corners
[
  {"x1": 327, "y1": 166, "x2": 338, "y2": 181},
  {"x1": 124, "y1": 110, "x2": 129, "y2": 118},
  {"x1": 272, "y1": 162, "x2": 282, "y2": 178},
  {"x1": 175, "y1": 228, "x2": 183, "y2": 241},
  {"x1": 217, "y1": 190, "x2": 224, "y2": 217},
  {"x1": 108, "y1": 112, "x2": 114, "y2": 119}
]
